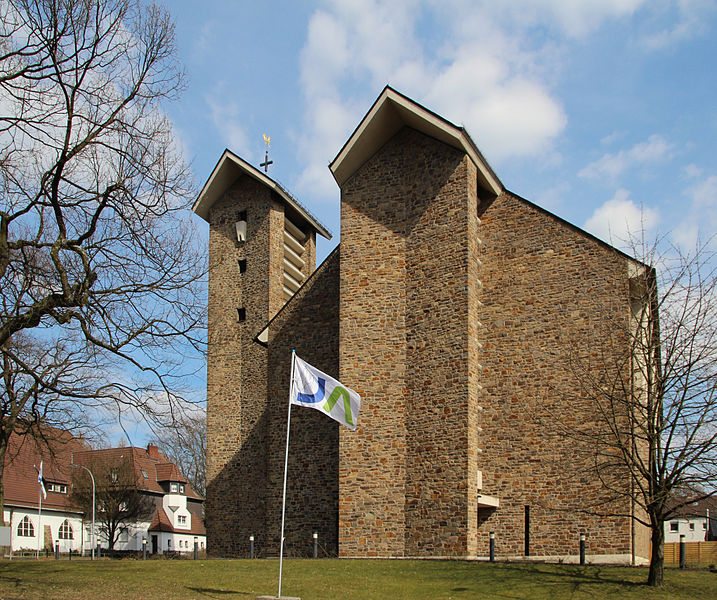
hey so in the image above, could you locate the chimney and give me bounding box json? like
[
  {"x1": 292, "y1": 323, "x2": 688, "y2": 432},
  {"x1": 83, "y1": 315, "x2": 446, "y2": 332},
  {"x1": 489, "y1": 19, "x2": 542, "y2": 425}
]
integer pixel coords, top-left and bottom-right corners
[{"x1": 146, "y1": 444, "x2": 159, "y2": 460}]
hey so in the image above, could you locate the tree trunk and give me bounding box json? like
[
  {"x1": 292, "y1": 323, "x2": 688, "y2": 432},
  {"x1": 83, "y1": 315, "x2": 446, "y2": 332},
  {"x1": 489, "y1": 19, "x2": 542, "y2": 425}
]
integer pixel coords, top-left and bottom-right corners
[{"x1": 648, "y1": 518, "x2": 665, "y2": 586}]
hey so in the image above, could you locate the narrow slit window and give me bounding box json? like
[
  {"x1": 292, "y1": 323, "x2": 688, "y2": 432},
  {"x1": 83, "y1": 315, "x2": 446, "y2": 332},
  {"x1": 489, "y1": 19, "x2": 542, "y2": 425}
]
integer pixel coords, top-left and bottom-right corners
[
  {"x1": 238, "y1": 259, "x2": 247, "y2": 273},
  {"x1": 237, "y1": 307, "x2": 246, "y2": 322}
]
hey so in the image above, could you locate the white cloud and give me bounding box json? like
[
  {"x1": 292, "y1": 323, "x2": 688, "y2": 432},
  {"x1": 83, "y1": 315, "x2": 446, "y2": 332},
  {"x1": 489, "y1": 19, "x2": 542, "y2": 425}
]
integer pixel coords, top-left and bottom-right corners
[
  {"x1": 435, "y1": 0, "x2": 648, "y2": 37},
  {"x1": 673, "y1": 175, "x2": 717, "y2": 249},
  {"x1": 579, "y1": 134, "x2": 673, "y2": 180},
  {"x1": 206, "y1": 92, "x2": 252, "y2": 160},
  {"x1": 584, "y1": 189, "x2": 660, "y2": 244},
  {"x1": 425, "y1": 52, "x2": 566, "y2": 159},
  {"x1": 683, "y1": 163, "x2": 703, "y2": 178},
  {"x1": 296, "y1": 0, "x2": 569, "y2": 201},
  {"x1": 641, "y1": 0, "x2": 715, "y2": 50}
]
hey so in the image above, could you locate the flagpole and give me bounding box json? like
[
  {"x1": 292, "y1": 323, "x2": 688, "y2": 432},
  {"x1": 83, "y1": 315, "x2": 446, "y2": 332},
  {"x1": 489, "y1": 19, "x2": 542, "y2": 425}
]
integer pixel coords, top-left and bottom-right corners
[
  {"x1": 37, "y1": 484, "x2": 42, "y2": 559},
  {"x1": 278, "y1": 349, "x2": 297, "y2": 599}
]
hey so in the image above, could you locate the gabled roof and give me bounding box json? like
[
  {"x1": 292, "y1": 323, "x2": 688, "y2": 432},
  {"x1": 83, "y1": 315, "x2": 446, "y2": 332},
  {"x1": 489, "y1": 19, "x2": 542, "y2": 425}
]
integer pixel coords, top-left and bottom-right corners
[
  {"x1": 155, "y1": 462, "x2": 186, "y2": 484},
  {"x1": 668, "y1": 496, "x2": 717, "y2": 519},
  {"x1": 148, "y1": 507, "x2": 206, "y2": 535},
  {"x1": 193, "y1": 149, "x2": 332, "y2": 240},
  {"x1": 72, "y1": 446, "x2": 202, "y2": 500},
  {"x1": 330, "y1": 86, "x2": 504, "y2": 197},
  {"x1": 3, "y1": 427, "x2": 88, "y2": 513}
]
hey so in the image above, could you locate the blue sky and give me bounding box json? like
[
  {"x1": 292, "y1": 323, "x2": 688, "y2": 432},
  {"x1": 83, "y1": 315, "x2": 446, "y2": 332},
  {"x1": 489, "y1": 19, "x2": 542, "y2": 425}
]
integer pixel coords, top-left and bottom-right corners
[{"x1": 164, "y1": 0, "x2": 717, "y2": 265}]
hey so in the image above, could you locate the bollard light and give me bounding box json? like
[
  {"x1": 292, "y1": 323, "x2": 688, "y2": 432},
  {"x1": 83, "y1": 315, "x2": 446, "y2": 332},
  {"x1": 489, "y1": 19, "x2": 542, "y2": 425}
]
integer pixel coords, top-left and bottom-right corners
[
  {"x1": 249, "y1": 535, "x2": 255, "y2": 559},
  {"x1": 142, "y1": 537, "x2": 147, "y2": 561},
  {"x1": 489, "y1": 531, "x2": 495, "y2": 562},
  {"x1": 579, "y1": 532, "x2": 586, "y2": 565},
  {"x1": 312, "y1": 532, "x2": 319, "y2": 558}
]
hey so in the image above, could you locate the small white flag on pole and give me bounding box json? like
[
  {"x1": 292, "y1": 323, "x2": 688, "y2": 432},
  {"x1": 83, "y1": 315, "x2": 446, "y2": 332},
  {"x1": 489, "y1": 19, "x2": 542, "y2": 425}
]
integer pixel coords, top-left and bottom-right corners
[
  {"x1": 36, "y1": 461, "x2": 47, "y2": 499},
  {"x1": 290, "y1": 354, "x2": 361, "y2": 430}
]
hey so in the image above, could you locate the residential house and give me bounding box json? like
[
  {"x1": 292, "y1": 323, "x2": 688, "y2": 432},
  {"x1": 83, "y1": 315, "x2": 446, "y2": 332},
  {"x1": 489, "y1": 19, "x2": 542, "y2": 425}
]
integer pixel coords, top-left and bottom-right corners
[
  {"x1": 3, "y1": 429, "x2": 205, "y2": 555},
  {"x1": 2, "y1": 429, "x2": 87, "y2": 554},
  {"x1": 665, "y1": 497, "x2": 717, "y2": 543}
]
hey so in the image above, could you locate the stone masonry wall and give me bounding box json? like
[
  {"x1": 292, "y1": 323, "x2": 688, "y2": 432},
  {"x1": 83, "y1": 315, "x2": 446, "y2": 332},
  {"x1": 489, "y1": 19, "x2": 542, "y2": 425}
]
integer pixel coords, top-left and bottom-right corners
[
  {"x1": 475, "y1": 190, "x2": 647, "y2": 559},
  {"x1": 339, "y1": 127, "x2": 480, "y2": 557},
  {"x1": 205, "y1": 132, "x2": 649, "y2": 561},
  {"x1": 206, "y1": 175, "x2": 285, "y2": 556},
  {"x1": 264, "y1": 249, "x2": 341, "y2": 557}
]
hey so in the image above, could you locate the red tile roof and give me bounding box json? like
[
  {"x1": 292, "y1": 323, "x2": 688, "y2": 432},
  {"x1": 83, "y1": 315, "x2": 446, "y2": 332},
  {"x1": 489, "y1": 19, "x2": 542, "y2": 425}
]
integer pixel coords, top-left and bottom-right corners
[
  {"x1": 4, "y1": 430, "x2": 203, "y2": 520},
  {"x1": 72, "y1": 446, "x2": 201, "y2": 500},
  {"x1": 155, "y1": 462, "x2": 186, "y2": 484},
  {"x1": 668, "y1": 496, "x2": 717, "y2": 518},
  {"x1": 3, "y1": 427, "x2": 89, "y2": 512},
  {"x1": 148, "y1": 507, "x2": 206, "y2": 535}
]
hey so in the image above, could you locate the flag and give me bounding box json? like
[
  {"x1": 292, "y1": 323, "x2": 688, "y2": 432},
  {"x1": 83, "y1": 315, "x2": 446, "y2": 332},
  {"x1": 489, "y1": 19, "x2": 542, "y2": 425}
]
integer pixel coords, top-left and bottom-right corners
[
  {"x1": 36, "y1": 461, "x2": 47, "y2": 499},
  {"x1": 290, "y1": 354, "x2": 361, "y2": 430}
]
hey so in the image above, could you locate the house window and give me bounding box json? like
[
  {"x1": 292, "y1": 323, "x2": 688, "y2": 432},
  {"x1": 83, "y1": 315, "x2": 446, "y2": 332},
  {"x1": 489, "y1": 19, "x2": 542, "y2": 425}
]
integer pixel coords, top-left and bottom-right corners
[
  {"x1": 703, "y1": 522, "x2": 708, "y2": 530},
  {"x1": 17, "y1": 516, "x2": 34, "y2": 537},
  {"x1": 170, "y1": 483, "x2": 178, "y2": 493},
  {"x1": 689, "y1": 523, "x2": 695, "y2": 531},
  {"x1": 141, "y1": 470, "x2": 148, "y2": 479},
  {"x1": 178, "y1": 515, "x2": 186, "y2": 525},
  {"x1": 238, "y1": 259, "x2": 247, "y2": 273},
  {"x1": 167, "y1": 539, "x2": 171, "y2": 549},
  {"x1": 47, "y1": 482, "x2": 67, "y2": 494},
  {"x1": 237, "y1": 307, "x2": 246, "y2": 322},
  {"x1": 59, "y1": 520, "x2": 73, "y2": 540},
  {"x1": 179, "y1": 484, "x2": 185, "y2": 494},
  {"x1": 670, "y1": 522, "x2": 679, "y2": 532}
]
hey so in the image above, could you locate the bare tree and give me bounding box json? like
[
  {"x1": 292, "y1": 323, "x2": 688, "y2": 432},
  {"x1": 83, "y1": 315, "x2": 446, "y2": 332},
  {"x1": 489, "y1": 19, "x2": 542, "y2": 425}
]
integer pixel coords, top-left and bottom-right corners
[
  {"x1": 561, "y1": 235, "x2": 717, "y2": 586},
  {"x1": 0, "y1": 0, "x2": 205, "y2": 522},
  {"x1": 149, "y1": 410, "x2": 206, "y2": 497},
  {"x1": 71, "y1": 455, "x2": 154, "y2": 550}
]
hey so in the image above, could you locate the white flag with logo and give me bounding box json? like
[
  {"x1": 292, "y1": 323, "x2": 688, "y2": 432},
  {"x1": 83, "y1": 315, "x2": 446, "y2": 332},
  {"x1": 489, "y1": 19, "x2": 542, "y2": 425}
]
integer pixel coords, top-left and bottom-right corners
[{"x1": 290, "y1": 354, "x2": 361, "y2": 430}]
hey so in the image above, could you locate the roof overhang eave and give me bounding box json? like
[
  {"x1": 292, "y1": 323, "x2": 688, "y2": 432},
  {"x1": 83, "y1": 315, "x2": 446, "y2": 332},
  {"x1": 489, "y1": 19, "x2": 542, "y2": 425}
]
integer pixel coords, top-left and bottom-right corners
[
  {"x1": 329, "y1": 86, "x2": 503, "y2": 197},
  {"x1": 192, "y1": 149, "x2": 332, "y2": 240}
]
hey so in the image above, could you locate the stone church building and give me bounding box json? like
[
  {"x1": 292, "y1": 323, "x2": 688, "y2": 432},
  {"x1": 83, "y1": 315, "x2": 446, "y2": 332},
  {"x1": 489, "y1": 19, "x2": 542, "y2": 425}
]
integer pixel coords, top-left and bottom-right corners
[{"x1": 194, "y1": 87, "x2": 650, "y2": 562}]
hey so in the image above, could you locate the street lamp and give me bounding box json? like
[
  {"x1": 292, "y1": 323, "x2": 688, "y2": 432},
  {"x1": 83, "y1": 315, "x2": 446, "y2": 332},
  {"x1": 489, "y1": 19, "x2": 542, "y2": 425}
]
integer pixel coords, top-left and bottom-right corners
[{"x1": 71, "y1": 463, "x2": 95, "y2": 560}]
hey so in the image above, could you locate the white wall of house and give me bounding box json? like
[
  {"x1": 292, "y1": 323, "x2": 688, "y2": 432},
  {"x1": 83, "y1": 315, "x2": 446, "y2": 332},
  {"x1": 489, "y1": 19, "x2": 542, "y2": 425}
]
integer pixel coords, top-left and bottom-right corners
[
  {"x1": 4, "y1": 507, "x2": 84, "y2": 554},
  {"x1": 153, "y1": 531, "x2": 205, "y2": 555},
  {"x1": 4, "y1": 504, "x2": 205, "y2": 555},
  {"x1": 665, "y1": 516, "x2": 709, "y2": 543},
  {"x1": 97, "y1": 519, "x2": 153, "y2": 552},
  {"x1": 162, "y1": 493, "x2": 193, "y2": 531}
]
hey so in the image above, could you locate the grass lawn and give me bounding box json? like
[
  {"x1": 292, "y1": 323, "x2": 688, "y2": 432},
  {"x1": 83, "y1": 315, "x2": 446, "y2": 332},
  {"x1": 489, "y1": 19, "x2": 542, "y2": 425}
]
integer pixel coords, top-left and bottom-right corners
[{"x1": 0, "y1": 558, "x2": 715, "y2": 599}]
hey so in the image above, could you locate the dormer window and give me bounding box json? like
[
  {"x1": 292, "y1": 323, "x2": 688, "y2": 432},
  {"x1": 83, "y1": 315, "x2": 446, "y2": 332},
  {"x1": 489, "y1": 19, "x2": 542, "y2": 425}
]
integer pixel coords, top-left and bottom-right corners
[
  {"x1": 179, "y1": 484, "x2": 185, "y2": 494},
  {"x1": 170, "y1": 483, "x2": 178, "y2": 493},
  {"x1": 178, "y1": 515, "x2": 186, "y2": 525}
]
